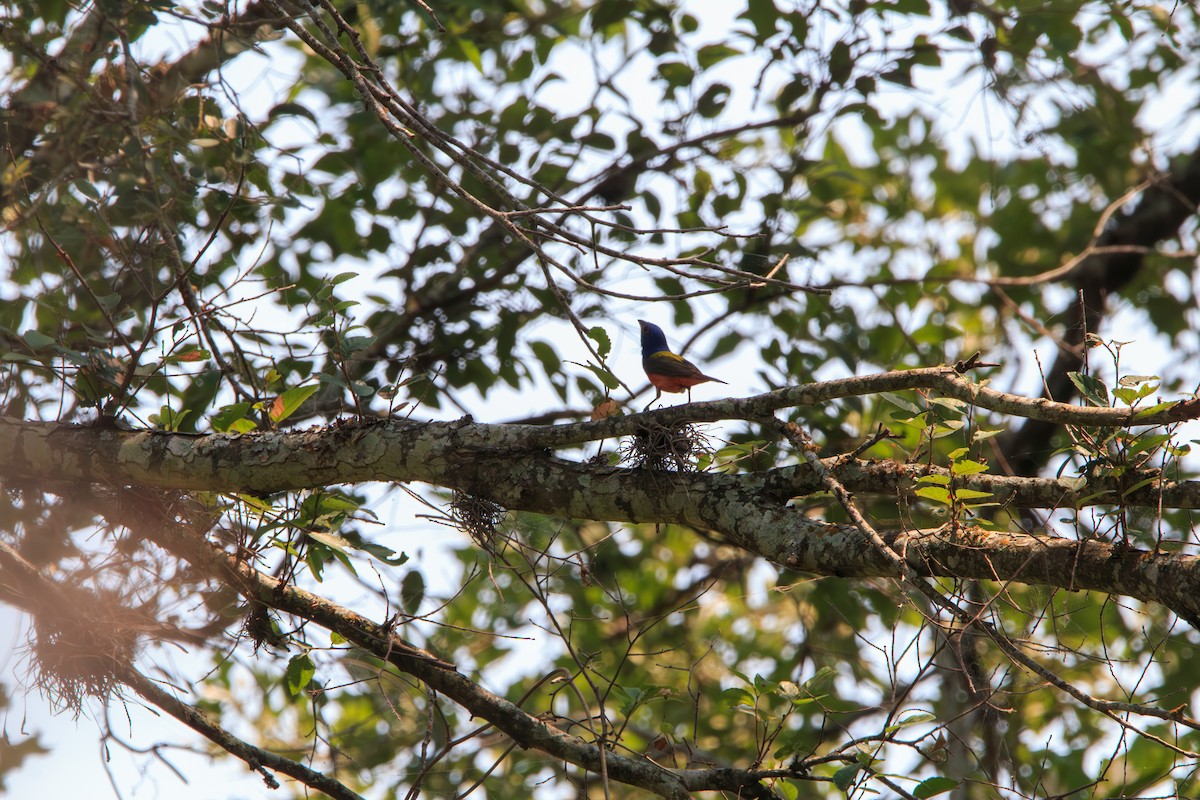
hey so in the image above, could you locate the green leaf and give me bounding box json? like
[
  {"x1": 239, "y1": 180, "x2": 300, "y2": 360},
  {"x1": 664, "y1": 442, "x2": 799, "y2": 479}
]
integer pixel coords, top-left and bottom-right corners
[
  {"x1": 285, "y1": 653, "x2": 315, "y2": 697},
  {"x1": 880, "y1": 392, "x2": 922, "y2": 414},
  {"x1": 581, "y1": 131, "x2": 616, "y2": 151},
  {"x1": 772, "y1": 728, "x2": 810, "y2": 760},
  {"x1": 306, "y1": 545, "x2": 328, "y2": 582},
  {"x1": 697, "y1": 83, "x2": 731, "y2": 118},
  {"x1": 914, "y1": 776, "x2": 959, "y2": 798},
  {"x1": 1133, "y1": 400, "x2": 1178, "y2": 420},
  {"x1": 268, "y1": 101, "x2": 319, "y2": 125},
  {"x1": 776, "y1": 779, "x2": 800, "y2": 800},
  {"x1": 1112, "y1": 387, "x2": 1137, "y2": 406},
  {"x1": 454, "y1": 37, "x2": 483, "y2": 71},
  {"x1": 896, "y1": 710, "x2": 936, "y2": 728},
  {"x1": 613, "y1": 685, "x2": 647, "y2": 716},
  {"x1": 579, "y1": 361, "x2": 619, "y2": 390},
  {"x1": 1122, "y1": 475, "x2": 1160, "y2": 495},
  {"x1": 358, "y1": 542, "x2": 408, "y2": 566},
  {"x1": 800, "y1": 665, "x2": 838, "y2": 699},
  {"x1": 832, "y1": 764, "x2": 861, "y2": 791},
  {"x1": 530, "y1": 340, "x2": 562, "y2": 377},
  {"x1": 927, "y1": 397, "x2": 966, "y2": 411},
  {"x1": 339, "y1": 335, "x2": 376, "y2": 353},
  {"x1": 401, "y1": 570, "x2": 425, "y2": 615},
  {"x1": 697, "y1": 43, "x2": 742, "y2": 69},
  {"x1": 930, "y1": 420, "x2": 965, "y2": 438},
  {"x1": 151, "y1": 405, "x2": 189, "y2": 431},
  {"x1": 740, "y1": 0, "x2": 781, "y2": 41},
  {"x1": 916, "y1": 474, "x2": 950, "y2": 486},
  {"x1": 73, "y1": 179, "x2": 101, "y2": 200},
  {"x1": 307, "y1": 530, "x2": 352, "y2": 553},
  {"x1": 591, "y1": 0, "x2": 633, "y2": 30},
  {"x1": 1068, "y1": 372, "x2": 1110, "y2": 407},
  {"x1": 949, "y1": 459, "x2": 989, "y2": 476},
  {"x1": 164, "y1": 346, "x2": 210, "y2": 364},
  {"x1": 915, "y1": 486, "x2": 952, "y2": 504},
  {"x1": 211, "y1": 402, "x2": 253, "y2": 433},
  {"x1": 270, "y1": 384, "x2": 319, "y2": 424},
  {"x1": 587, "y1": 326, "x2": 612, "y2": 358},
  {"x1": 21, "y1": 329, "x2": 56, "y2": 350},
  {"x1": 658, "y1": 60, "x2": 695, "y2": 88},
  {"x1": 53, "y1": 347, "x2": 90, "y2": 367},
  {"x1": 721, "y1": 687, "x2": 755, "y2": 709},
  {"x1": 1122, "y1": 433, "x2": 1170, "y2": 457}
]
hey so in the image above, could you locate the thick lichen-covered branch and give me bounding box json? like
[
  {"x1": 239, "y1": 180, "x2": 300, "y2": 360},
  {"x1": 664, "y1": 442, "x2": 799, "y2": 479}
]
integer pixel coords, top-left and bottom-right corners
[
  {"x1": 4, "y1": 403, "x2": 1200, "y2": 624},
  {"x1": 3, "y1": 410, "x2": 1199, "y2": 507}
]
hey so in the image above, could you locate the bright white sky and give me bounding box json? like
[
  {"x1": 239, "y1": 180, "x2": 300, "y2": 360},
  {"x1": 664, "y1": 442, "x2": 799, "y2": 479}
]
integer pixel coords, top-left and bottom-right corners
[{"x1": 3, "y1": 2, "x2": 1199, "y2": 798}]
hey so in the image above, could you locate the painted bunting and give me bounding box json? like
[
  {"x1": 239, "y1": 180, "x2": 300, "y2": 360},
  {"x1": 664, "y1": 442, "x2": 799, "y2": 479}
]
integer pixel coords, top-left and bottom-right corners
[{"x1": 638, "y1": 319, "x2": 726, "y2": 406}]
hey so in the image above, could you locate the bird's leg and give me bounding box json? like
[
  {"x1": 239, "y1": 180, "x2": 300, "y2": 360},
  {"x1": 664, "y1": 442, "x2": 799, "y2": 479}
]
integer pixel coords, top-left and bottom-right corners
[{"x1": 644, "y1": 388, "x2": 662, "y2": 413}]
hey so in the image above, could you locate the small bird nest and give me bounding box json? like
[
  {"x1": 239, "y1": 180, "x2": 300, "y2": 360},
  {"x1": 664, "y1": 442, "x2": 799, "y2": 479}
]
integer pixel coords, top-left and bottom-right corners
[
  {"x1": 28, "y1": 590, "x2": 147, "y2": 715},
  {"x1": 449, "y1": 491, "x2": 507, "y2": 550},
  {"x1": 625, "y1": 420, "x2": 711, "y2": 472}
]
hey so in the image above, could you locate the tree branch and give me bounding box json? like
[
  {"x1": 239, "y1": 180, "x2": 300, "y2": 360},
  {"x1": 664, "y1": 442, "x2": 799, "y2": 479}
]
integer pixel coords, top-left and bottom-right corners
[
  {"x1": 145, "y1": 518, "x2": 755, "y2": 800},
  {"x1": 1, "y1": 1, "x2": 282, "y2": 207},
  {"x1": 120, "y1": 669, "x2": 369, "y2": 800},
  {"x1": 5, "y1": 392, "x2": 1200, "y2": 623},
  {"x1": 999, "y1": 150, "x2": 1200, "y2": 476},
  {"x1": 0, "y1": 539, "x2": 369, "y2": 799},
  {"x1": 3, "y1": 365, "x2": 1198, "y2": 500}
]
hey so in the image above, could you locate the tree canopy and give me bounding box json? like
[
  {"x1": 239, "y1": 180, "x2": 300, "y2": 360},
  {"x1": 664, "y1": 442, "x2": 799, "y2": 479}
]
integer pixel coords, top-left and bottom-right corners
[{"x1": 3, "y1": 1, "x2": 1200, "y2": 798}]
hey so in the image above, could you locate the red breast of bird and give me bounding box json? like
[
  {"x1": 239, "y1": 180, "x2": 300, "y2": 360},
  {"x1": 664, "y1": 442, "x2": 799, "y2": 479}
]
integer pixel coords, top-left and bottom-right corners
[{"x1": 642, "y1": 350, "x2": 725, "y2": 393}]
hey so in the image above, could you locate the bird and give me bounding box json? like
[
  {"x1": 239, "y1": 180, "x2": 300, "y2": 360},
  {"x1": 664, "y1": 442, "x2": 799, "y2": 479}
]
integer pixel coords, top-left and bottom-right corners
[{"x1": 638, "y1": 319, "x2": 726, "y2": 408}]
